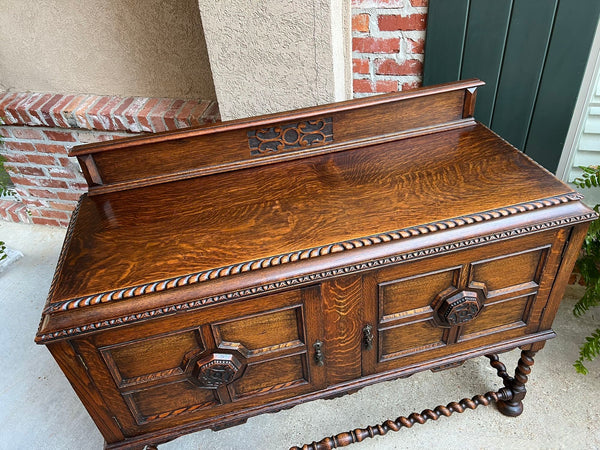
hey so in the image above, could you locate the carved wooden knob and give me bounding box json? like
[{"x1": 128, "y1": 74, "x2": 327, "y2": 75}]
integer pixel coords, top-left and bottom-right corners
[
  {"x1": 433, "y1": 283, "x2": 486, "y2": 328},
  {"x1": 190, "y1": 353, "x2": 243, "y2": 389}
]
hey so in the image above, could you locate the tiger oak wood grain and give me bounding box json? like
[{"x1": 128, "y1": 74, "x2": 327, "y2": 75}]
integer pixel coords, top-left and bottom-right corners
[
  {"x1": 72, "y1": 81, "x2": 480, "y2": 194},
  {"x1": 320, "y1": 275, "x2": 364, "y2": 385},
  {"x1": 35, "y1": 80, "x2": 595, "y2": 449},
  {"x1": 48, "y1": 124, "x2": 571, "y2": 306}
]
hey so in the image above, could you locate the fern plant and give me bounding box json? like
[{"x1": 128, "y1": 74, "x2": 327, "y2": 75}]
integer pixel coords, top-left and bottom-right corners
[{"x1": 572, "y1": 165, "x2": 600, "y2": 374}]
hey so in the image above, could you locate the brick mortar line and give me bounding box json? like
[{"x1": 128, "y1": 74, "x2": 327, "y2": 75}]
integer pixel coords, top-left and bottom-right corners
[
  {"x1": 0, "y1": 91, "x2": 219, "y2": 133},
  {"x1": 149, "y1": 98, "x2": 173, "y2": 133},
  {"x1": 82, "y1": 96, "x2": 106, "y2": 130}
]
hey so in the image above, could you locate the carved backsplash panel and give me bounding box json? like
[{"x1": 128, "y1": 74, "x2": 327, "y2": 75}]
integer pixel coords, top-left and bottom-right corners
[{"x1": 248, "y1": 117, "x2": 333, "y2": 156}]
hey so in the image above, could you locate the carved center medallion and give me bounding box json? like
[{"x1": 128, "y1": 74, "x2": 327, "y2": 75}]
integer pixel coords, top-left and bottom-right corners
[
  {"x1": 433, "y1": 284, "x2": 487, "y2": 328},
  {"x1": 190, "y1": 353, "x2": 243, "y2": 389},
  {"x1": 248, "y1": 117, "x2": 333, "y2": 155},
  {"x1": 441, "y1": 295, "x2": 481, "y2": 325}
]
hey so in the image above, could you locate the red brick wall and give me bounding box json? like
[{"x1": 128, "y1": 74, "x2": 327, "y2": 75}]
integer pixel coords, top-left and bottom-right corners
[
  {"x1": 0, "y1": 92, "x2": 219, "y2": 227},
  {"x1": 352, "y1": 0, "x2": 428, "y2": 96},
  {"x1": 1, "y1": 3, "x2": 427, "y2": 227}
]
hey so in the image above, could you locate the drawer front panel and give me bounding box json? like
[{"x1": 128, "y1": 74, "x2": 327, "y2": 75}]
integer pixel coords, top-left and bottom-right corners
[
  {"x1": 364, "y1": 230, "x2": 563, "y2": 375},
  {"x1": 83, "y1": 287, "x2": 325, "y2": 435}
]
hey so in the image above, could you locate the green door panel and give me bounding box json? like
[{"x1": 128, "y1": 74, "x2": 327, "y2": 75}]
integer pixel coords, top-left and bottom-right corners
[
  {"x1": 525, "y1": 0, "x2": 600, "y2": 171},
  {"x1": 423, "y1": 0, "x2": 600, "y2": 173},
  {"x1": 422, "y1": 0, "x2": 470, "y2": 85},
  {"x1": 491, "y1": 0, "x2": 557, "y2": 151},
  {"x1": 459, "y1": 0, "x2": 512, "y2": 126}
]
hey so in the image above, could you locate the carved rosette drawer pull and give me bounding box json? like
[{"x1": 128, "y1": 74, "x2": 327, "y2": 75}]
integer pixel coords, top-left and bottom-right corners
[
  {"x1": 190, "y1": 353, "x2": 243, "y2": 389},
  {"x1": 433, "y1": 282, "x2": 487, "y2": 328},
  {"x1": 363, "y1": 324, "x2": 374, "y2": 350},
  {"x1": 313, "y1": 340, "x2": 324, "y2": 366}
]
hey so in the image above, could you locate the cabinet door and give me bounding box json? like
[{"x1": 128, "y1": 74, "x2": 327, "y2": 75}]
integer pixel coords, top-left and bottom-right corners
[
  {"x1": 74, "y1": 286, "x2": 325, "y2": 437},
  {"x1": 362, "y1": 229, "x2": 567, "y2": 376}
]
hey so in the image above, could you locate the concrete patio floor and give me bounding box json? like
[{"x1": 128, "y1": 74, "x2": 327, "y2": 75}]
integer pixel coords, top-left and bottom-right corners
[{"x1": 1, "y1": 220, "x2": 599, "y2": 450}]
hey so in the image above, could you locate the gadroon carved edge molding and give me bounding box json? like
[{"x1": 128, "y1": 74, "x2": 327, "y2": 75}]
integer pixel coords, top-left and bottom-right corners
[
  {"x1": 37, "y1": 210, "x2": 596, "y2": 343},
  {"x1": 44, "y1": 193, "x2": 585, "y2": 315}
]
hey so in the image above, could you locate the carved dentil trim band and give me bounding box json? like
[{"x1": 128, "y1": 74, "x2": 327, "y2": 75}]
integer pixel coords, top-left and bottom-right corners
[
  {"x1": 37, "y1": 209, "x2": 596, "y2": 342},
  {"x1": 44, "y1": 193, "x2": 585, "y2": 315}
]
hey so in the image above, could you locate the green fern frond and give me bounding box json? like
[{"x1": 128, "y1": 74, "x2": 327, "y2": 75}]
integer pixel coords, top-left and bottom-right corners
[
  {"x1": 574, "y1": 166, "x2": 600, "y2": 189},
  {"x1": 574, "y1": 329, "x2": 600, "y2": 375},
  {"x1": 573, "y1": 286, "x2": 600, "y2": 317},
  {"x1": 0, "y1": 241, "x2": 6, "y2": 262},
  {"x1": 574, "y1": 360, "x2": 589, "y2": 375},
  {"x1": 572, "y1": 165, "x2": 600, "y2": 373},
  {"x1": 574, "y1": 252, "x2": 600, "y2": 317}
]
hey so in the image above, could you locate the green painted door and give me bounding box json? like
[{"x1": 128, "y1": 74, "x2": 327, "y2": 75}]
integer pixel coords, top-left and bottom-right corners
[{"x1": 423, "y1": 0, "x2": 600, "y2": 172}]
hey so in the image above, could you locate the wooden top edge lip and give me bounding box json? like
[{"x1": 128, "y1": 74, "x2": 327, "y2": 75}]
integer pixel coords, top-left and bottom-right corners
[
  {"x1": 68, "y1": 79, "x2": 485, "y2": 156},
  {"x1": 42, "y1": 191, "x2": 590, "y2": 316}
]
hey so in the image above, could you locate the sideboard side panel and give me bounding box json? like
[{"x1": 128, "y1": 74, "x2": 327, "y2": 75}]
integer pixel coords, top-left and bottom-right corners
[
  {"x1": 48, "y1": 340, "x2": 125, "y2": 444},
  {"x1": 538, "y1": 223, "x2": 589, "y2": 331}
]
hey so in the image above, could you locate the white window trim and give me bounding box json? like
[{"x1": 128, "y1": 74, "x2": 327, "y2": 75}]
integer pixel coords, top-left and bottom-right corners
[{"x1": 556, "y1": 19, "x2": 600, "y2": 181}]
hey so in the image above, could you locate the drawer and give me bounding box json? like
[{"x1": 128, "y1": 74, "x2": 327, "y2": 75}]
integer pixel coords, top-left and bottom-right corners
[
  {"x1": 362, "y1": 229, "x2": 566, "y2": 375},
  {"x1": 75, "y1": 287, "x2": 326, "y2": 436}
]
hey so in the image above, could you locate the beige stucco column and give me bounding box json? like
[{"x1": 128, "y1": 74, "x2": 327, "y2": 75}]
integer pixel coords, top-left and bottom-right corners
[{"x1": 198, "y1": 0, "x2": 352, "y2": 120}]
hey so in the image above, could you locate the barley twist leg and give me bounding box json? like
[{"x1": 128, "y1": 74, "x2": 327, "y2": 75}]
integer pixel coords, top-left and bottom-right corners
[{"x1": 494, "y1": 350, "x2": 536, "y2": 417}]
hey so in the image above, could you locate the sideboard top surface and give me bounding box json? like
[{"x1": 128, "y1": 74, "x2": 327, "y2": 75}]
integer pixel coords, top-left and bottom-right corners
[
  {"x1": 37, "y1": 80, "x2": 595, "y2": 343},
  {"x1": 51, "y1": 124, "x2": 570, "y2": 304}
]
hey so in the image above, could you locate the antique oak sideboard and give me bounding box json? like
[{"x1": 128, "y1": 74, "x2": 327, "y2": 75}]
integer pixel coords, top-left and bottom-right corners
[{"x1": 36, "y1": 80, "x2": 595, "y2": 449}]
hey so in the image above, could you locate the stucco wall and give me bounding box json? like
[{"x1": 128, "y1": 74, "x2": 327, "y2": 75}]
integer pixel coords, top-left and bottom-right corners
[
  {"x1": 198, "y1": 0, "x2": 352, "y2": 120},
  {"x1": 0, "y1": 0, "x2": 216, "y2": 100}
]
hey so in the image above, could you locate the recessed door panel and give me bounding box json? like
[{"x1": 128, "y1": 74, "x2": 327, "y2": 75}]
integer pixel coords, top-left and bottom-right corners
[
  {"x1": 380, "y1": 319, "x2": 445, "y2": 361},
  {"x1": 363, "y1": 231, "x2": 561, "y2": 376},
  {"x1": 230, "y1": 353, "x2": 308, "y2": 399},
  {"x1": 461, "y1": 295, "x2": 531, "y2": 340},
  {"x1": 100, "y1": 329, "x2": 204, "y2": 388},
  {"x1": 470, "y1": 248, "x2": 546, "y2": 294},
  {"x1": 380, "y1": 268, "x2": 458, "y2": 321},
  {"x1": 83, "y1": 286, "x2": 326, "y2": 436},
  {"x1": 212, "y1": 305, "x2": 304, "y2": 357},
  {"x1": 125, "y1": 380, "x2": 219, "y2": 425}
]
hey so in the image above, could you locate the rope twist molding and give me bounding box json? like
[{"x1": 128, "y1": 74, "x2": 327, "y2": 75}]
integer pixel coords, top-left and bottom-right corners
[
  {"x1": 44, "y1": 193, "x2": 587, "y2": 316},
  {"x1": 37, "y1": 199, "x2": 595, "y2": 342}
]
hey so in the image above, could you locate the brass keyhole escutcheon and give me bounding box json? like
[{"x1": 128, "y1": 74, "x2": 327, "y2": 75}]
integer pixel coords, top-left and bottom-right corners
[
  {"x1": 313, "y1": 340, "x2": 324, "y2": 366},
  {"x1": 363, "y1": 324, "x2": 374, "y2": 350}
]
